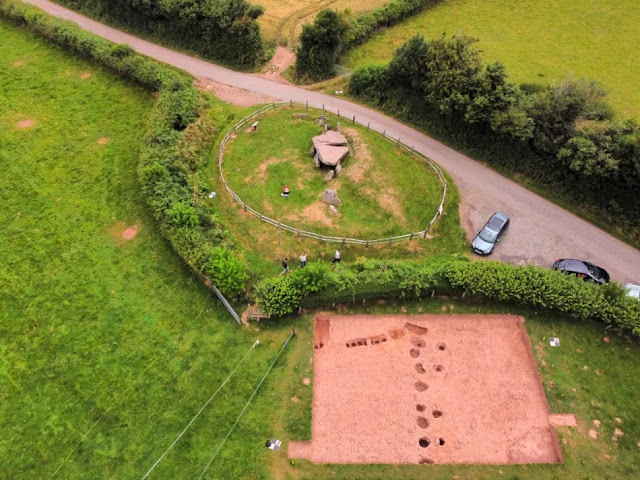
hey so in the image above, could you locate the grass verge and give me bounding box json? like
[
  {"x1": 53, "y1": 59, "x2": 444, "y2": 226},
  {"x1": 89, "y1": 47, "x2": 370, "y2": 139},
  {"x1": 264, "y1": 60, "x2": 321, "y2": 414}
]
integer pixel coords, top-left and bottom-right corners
[{"x1": 343, "y1": 0, "x2": 640, "y2": 116}]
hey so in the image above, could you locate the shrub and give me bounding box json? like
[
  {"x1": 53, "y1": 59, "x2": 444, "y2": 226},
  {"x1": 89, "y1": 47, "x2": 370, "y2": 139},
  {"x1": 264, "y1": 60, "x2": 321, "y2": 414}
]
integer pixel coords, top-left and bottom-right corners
[
  {"x1": 0, "y1": 0, "x2": 247, "y2": 301},
  {"x1": 348, "y1": 34, "x2": 640, "y2": 239},
  {"x1": 295, "y1": 9, "x2": 347, "y2": 81},
  {"x1": 343, "y1": 0, "x2": 438, "y2": 50},
  {"x1": 255, "y1": 257, "x2": 640, "y2": 336},
  {"x1": 48, "y1": 0, "x2": 264, "y2": 67},
  {"x1": 205, "y1": 247, "x2": 249, "y2": 299}
]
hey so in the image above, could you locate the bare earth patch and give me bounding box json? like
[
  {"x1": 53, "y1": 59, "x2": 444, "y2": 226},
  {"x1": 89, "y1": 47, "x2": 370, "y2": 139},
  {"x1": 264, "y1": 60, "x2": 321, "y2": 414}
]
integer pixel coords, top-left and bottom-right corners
[
  {"x1": 288, "y1": 202, "x2": 333, "y2": 227},
  {"x1": 80, "y1": 72, "x2": 92, "y2": 79},
  {"x1": 122, "y1": 224, "x2": 138, "y2": 240},
  {"x1": 97, "y1": 137, "x2": 110, "y2": 145},
  {"x1": 342, "y1": 128, "x2": 372, "y2": 183},
  {"x1": 12, "y1": 60, "x2": 25, "y2": 67},
  {"x1": 194, "y1": 77, "x2": 278, "y2": 107},
  {"x1": 378, "y1": 190, "x2": 406, "y2": 223},
  {"x1": 289, "y1": 314, "x2": 565, "y2": 465},
  {"x1": 16, "y1": 119, "x2": 35, "y2": 129},
  {"x1": 107, "y1": 221, "x2": 139, "y2": 242},
  {"x1": 253, "y1": 46, "x2": 295, "y2": 84}
]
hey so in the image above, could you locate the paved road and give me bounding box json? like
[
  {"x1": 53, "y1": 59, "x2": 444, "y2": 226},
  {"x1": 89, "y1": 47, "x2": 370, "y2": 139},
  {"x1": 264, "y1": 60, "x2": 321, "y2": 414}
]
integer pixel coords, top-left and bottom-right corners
[{"x1": 24, "y1": 0, "x2": 640, "y2": 284}]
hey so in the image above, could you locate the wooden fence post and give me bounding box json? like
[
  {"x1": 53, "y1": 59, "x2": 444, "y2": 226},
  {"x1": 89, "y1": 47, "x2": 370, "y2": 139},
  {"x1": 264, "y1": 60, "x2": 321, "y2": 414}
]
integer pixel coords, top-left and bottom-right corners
[
  {"x1": 290, "y1": 99, "x2": 293, "y2": 108},
  {"x1": 352, "y1": 115, "x2": 355, "y2": 124},
  {"x1": 367, "y1": 122, "x2": 370, "y2": 131},
  {"x1": 382, "y1": 130, "x2": 386, "y2": 138},
  {"x1": 306, "y1": 101, "x2": 308, "y2": 109},
  {"x1": 323, "y1": 104, "x2": 325, "y2": 112},
  {"x1": 397, "y1": 138, "x2": 401, "y2": 146},
  {"x1": 337, "y1": 110, "x2": 340, "y2": 118}
]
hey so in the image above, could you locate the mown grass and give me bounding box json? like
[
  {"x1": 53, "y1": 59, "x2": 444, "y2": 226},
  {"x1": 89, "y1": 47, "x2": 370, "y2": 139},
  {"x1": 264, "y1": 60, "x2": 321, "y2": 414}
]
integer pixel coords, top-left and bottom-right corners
[
  {"x1": 0, "y1": 20, "x2": 298, "y2": 479},
  {"x1": 343, "y1": 0, "x2": 640, "y2": 116},
  {"x1": 268, "y1": 301, "x2": 640, "y2": 480},
  {"x1": 214, "y1": 107, "x2": 466, "y2": 279}
]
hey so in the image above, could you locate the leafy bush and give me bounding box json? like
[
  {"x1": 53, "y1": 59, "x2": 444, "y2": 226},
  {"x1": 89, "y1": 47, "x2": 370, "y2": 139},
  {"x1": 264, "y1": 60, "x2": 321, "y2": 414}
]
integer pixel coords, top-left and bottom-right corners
[
  {"x1": 49, "y1": 0, "x2": 264, "y2": 67},
  {"x1": 349, "y1": 34, "x2": 640, "y2": 238},
  {"x1": 295, "y1": 9, "x2": 347, "y2": 81},
  {"x1": 343, "y1": 0, "x2": 438, "y2": 50},
  {"x1": 1, "y1": 0, "x2": 247, "y2": 300},
  {"x1": 255, "y1": 257, "x2": 640, "y2": 336},
  {"x1": 205, "y1": 247, "x2": 249, "y2": 299}
]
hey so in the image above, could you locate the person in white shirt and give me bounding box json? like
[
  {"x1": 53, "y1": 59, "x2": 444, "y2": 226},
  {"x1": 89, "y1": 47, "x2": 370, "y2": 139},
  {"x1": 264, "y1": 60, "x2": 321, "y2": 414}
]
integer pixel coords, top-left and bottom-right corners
[
  {"x1": 332, "y1": 249, "x2": 341, "y2": 264},
  {"x1": 300, "y1": 253, "x2": 307, "y2": 268}
]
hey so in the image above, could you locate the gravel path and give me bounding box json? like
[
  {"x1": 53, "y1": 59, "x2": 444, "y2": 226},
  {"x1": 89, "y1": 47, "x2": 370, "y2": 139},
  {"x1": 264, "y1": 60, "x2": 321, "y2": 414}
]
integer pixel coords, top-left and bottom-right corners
[{"x1": 23, "y1": 0, "x2": 640, "y2": 283}]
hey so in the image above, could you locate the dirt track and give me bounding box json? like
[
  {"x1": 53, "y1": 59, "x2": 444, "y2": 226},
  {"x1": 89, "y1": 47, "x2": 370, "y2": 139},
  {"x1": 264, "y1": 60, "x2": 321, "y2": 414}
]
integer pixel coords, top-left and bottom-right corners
[
  {"x1": 288, "y1": 314, "x2": 563, "y2": 465},
  {"x1": 23, "y1": 0, "x2": 640, "y2": 284}
]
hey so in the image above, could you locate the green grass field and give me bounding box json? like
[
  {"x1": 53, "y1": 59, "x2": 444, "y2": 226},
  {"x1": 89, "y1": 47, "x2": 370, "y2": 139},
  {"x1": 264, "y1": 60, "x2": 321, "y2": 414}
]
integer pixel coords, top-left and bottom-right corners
[
  {"x1": 3, "y1": 15, "x2": 640, "y2": 480},
  {"x1": 215, "y1": 107, "x2": 466, "y2": 278},
  {"x1": 343, "y1": 0, "x2": 640, "y2": 117},
  {"x1": 0, "y1": 20, "x2": 296, "y2": 479},
  {"x1": 224, "y1": 109, "x2": 445, "y2": 238}
]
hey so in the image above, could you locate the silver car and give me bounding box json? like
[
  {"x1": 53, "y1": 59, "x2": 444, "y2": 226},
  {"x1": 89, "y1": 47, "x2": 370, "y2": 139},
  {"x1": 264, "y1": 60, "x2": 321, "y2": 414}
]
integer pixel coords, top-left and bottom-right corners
[{"x1": 472, "y1": 212, "x2": 510, "y2": 255}]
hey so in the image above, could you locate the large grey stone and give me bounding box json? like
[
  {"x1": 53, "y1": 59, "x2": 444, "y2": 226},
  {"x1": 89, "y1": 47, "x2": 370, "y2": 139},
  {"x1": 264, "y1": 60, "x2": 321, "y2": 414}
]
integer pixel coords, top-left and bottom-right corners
[
  {"x1": 322, "y1": 189, "x2": 341, "y2": 206},
  {"x1": 335, "y1": 164, "x2": 342, "y2": 176},
  {"x1": 328, "y1": 205, "x2": 339, "y2": 216},
  {"x1": 324, "y1": 170, "x2": 335, "y2": 181}
]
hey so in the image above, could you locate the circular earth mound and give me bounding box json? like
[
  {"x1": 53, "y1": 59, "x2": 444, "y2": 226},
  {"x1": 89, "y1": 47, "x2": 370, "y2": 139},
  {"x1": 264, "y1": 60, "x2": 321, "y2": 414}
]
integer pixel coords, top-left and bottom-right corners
[{"x1": 222, "y1": 108, "x2": 444, "y2": 239}]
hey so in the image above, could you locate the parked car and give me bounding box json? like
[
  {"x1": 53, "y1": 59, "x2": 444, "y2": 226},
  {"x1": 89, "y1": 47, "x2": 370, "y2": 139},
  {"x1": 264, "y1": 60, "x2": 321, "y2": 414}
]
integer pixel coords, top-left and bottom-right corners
[
  {"x1": 471, "y1": 212, "x2": 510, "y2": 255},
  {"x1": 552, "y1": 259, "x2": 610, "y2": 284},
  {"x1": 624, "y1": 283, "x2": 640, "y2": 300}
]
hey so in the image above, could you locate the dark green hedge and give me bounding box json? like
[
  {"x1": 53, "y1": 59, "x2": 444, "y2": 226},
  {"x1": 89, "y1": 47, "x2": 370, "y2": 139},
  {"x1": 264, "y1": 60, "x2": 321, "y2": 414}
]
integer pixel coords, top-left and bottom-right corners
[
  {"x1": 50, "y1": 0, "x2": 264, "y2": 68},
  {"x1": 349, "y1": 35, "x2": 640, "y2": 240},
  {"x1": 255, "y1": 258, "x2": 640, "y2": 336},
  {"x1": 343, "y1": 0, "x2": 438, "y2": 50},
  {"x1": 0, "y1": 0, "x2": 248, "y2": 298}
]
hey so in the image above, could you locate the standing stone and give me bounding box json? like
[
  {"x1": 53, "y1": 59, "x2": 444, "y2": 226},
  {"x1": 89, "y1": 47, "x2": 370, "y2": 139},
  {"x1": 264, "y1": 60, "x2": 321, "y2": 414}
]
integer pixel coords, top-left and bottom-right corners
[
  {"x1": 335, "y1": 164, "x2": 342, "y2": 176},
  {"x1": 328, "y1": 205, "x2": 339, "y2": 216},
  {"x1": 324, "y1": 170, "x2": 335, "y2": 181},
  {"x1": 322, "y1": 189, "x2": 341, "y2": 206}
]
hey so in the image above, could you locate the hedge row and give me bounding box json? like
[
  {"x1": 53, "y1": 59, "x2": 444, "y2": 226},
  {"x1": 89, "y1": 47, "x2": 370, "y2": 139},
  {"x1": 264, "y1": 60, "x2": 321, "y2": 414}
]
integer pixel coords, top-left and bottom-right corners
[
  {"x1": 51, "y1": 0, "x2": 265, "y2": 68},
  {"x1": 255, "y1": 258, "x2": 640, "y2": 336},
  {"x1": 295, "y1": 1, "x2": 438, "y2": 80},
  {"x1": 349, "y1": 35, "x2": 640, "y2": 239},
  {"x1": 343, "y1": 0, "x2": 439, "y2": 50},
  {"x1": 0, "y1": 0, "x2": 248, "y2": 298}
]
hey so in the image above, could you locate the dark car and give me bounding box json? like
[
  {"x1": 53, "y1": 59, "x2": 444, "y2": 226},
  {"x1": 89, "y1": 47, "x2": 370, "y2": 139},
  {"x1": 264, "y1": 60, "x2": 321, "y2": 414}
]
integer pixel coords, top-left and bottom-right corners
[
  {"x1": 471, "y1": 212, "x2": 509, "y2": 255},
  {"x1": 552, "y1": 259, "x2": 610, "y2": 284}
]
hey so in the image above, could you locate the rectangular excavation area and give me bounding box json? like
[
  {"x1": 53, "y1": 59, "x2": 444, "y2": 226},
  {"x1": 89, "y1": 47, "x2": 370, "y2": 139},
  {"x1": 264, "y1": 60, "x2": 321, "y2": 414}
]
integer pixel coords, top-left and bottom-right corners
[{"x1": 288, "y1": 314, "x2": 563, "y2": 465}]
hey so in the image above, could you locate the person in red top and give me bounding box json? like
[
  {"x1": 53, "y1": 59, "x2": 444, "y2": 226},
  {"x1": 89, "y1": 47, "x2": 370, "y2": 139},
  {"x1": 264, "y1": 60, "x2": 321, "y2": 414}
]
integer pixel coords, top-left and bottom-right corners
[{"x1": 281, "y1": 185, "x2": 290, "y2": 197}]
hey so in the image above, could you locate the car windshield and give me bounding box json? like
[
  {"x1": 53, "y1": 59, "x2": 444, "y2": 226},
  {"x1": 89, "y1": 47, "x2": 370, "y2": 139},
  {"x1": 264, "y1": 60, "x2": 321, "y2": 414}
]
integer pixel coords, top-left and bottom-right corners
[
  {"x1": 479, "y1": 227, "x2": 498, "y2": 243},
  {"x1": 587, "y1": 264, "x2": 603, "y2": 279}
]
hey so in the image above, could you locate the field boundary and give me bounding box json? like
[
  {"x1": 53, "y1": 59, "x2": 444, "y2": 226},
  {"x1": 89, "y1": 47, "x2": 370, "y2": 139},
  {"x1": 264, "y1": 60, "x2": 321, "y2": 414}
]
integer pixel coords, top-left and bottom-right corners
[{"x1": 218, "y1": 101, "x2": 447, "y2": 246}]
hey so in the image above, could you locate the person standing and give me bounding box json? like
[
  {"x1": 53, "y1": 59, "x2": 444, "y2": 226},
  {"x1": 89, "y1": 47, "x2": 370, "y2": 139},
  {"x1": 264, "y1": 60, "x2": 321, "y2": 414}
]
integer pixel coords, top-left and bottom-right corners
[
  {"x1": 332, "y1": 249, "x2": 341, "y2": 264},
  {"x1": 280, "y1": 258, "x2": 289, "y2": 276},
  {"x1": 300, "y1": 252, "x2": 307, "y2": 268}
]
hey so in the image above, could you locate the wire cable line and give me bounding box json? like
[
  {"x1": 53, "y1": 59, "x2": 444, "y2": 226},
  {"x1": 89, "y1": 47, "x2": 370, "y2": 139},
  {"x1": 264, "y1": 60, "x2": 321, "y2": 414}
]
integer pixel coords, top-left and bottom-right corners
[
  {"x1": 196, "y1": 332, "x2": 294, "y2": 479},
  {"x1": 141, "y1": 339, "x2": 260, "y2": 479}
]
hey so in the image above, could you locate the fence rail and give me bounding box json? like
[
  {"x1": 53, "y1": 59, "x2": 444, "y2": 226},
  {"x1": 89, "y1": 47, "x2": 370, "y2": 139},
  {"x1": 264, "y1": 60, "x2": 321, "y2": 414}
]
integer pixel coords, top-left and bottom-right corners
[{"x1": 218, "y1": 101, "x2": 447, "y2": 246}]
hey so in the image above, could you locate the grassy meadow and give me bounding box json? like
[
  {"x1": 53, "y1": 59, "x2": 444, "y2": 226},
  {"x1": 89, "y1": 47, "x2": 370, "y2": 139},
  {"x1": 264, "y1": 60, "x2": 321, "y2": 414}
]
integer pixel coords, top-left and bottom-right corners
[
  {"x1": 256, "y1": 0, "x2": 389, "y2": 45},
  {"x1": 215, "y1": 107, "x2": 466, "y2": 278},
  {"x1": 3, "y1": 12, "x2": 640, "y2": 480},
  {"x1": 0, "y1": 19, "x2": 296, "y2": 479},
  {"x1": 343, "y1": 0, "x2": 640, "y2": 116}
]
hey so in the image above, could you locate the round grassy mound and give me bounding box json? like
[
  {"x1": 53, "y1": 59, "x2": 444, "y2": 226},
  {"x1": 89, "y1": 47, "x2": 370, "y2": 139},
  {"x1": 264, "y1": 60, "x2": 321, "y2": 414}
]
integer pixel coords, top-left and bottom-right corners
[{"x1": 221, "y1": 108, "x2": 444, "y2": 239}]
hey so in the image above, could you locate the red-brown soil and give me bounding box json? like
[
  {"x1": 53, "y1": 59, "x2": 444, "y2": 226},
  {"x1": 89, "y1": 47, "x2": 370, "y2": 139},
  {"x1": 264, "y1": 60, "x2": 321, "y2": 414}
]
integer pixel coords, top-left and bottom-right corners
[{"x1": 288, "y1": 314, "x2": 564, "y2": 465}]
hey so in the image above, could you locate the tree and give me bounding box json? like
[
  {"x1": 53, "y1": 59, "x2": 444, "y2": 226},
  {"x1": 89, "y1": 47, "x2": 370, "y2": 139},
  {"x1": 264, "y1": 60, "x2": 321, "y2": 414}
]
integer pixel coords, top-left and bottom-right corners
[{"x1": 295, "y1": 9, "x2": 347, "y2": 81}]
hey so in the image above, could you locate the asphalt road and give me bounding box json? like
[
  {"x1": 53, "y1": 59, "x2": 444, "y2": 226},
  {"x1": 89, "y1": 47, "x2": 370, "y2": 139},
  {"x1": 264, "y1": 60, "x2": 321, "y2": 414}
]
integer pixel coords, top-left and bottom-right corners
[{"x1": 23, "y1": 0, "x2": 640, "y2": 284}]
